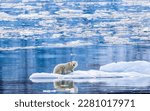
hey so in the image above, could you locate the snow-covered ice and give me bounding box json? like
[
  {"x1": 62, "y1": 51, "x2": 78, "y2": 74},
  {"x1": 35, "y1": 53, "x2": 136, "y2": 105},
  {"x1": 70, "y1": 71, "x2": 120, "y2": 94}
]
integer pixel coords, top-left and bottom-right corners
[
  {"x1": 29, "y1": 61, "x2": 150, "y2": 87},
  {"x1": 100, "y1": 61, "x2": 150, "y2": 74}
]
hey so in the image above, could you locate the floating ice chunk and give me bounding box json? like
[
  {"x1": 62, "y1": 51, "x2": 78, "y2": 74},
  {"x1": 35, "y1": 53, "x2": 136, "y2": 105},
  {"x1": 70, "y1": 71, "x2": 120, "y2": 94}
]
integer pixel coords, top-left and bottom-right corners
[
  {"x1": 29, "y1": 70, "x2": 150, "y2": 86},
  {"x1": 51, "y1": 34, "x2": 62, "y2": 38},
  {"x1": 100, "y1": 61, "x2": 150, "y2": 74},
  {"x1": 104, "y1": 37, "x2": 132, "y2": 44},
  {"x1": 142, "y1": 27, "x2": 150, "y2": 32},
  {"x1": 17, "y1": 13, "x2": 43, "y2": 19},
  {"x1": 29, "y1": 71, "x2": 101, "y2": 83},
  {"x1": 0, "y1": 12, "x2": 16, "y2": 21},
  {"x1": 122, "y1": 0, "x2": 150, "y2": 6},
  {"x1": 0, "y1": 28, "x2": 47, "y2": 37},
  {"x1": 42, "y1": 40, "x2": 93, "y2": 47},
  {"x1": 56, "y1": 8, "x2": 83, "y2": 14},
  {"x1": 39, "y1": 19, "x2": 57, "y2": 27},
  {"x1": 0, "y1": 40, "x2": 93, "y2": 51},
  {"x1": 29, "y1": 70, "x2": 143, "y2": 82},
  {"x1": 0, "y1": 3, "x2": 41, "y2": 13},
  {"x1": 65, "y1": 40, "x2": 93, "y2": 46}
]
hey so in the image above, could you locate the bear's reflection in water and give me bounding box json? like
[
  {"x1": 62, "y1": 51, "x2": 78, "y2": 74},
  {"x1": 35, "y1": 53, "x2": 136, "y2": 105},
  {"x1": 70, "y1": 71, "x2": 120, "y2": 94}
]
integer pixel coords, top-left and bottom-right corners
[{"x1": 53, "y1": 80, "x2": 78, "y2": 93}]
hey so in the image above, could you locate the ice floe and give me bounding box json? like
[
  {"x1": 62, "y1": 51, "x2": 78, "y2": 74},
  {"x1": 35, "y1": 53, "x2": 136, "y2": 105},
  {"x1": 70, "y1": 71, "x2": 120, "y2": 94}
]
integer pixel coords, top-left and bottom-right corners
[
  {"x1": 0, "y1": 0, "x2": 150, "y2": 46},
  {"x1": 29, "y1": 61, "x2": 150, "y2": 86},
  {"x1": 104, "y1": 37, "x2": 132, "y2": 44},
  {"x1": 55, "y1": 8, "x2": 83, "y2": 14},
  {"x1": 122, "y1": 0, "x2": 150, "y2": 6},
  {"x1": 100, "y1": 61, "x2": 150, "y2": 74},
  {"x1": 0, "y1": 40, "x2": 93, "y2": 51},
  {"x1": 0, "y1": 12, "x2": 16, "y2": 21}
]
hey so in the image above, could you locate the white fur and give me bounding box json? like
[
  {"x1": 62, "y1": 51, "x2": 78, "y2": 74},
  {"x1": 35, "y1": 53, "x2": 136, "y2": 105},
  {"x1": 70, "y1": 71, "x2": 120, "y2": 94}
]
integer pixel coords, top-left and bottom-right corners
[{"x1": 53, "y1": 61, "x2": 78, "y2": 74}]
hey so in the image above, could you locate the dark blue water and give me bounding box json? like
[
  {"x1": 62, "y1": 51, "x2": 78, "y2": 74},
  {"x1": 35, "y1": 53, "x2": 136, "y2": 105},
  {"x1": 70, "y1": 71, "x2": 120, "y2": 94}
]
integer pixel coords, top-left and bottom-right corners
[{"x1": 0, "y1": 0, "x2": 150, "y2": 93}]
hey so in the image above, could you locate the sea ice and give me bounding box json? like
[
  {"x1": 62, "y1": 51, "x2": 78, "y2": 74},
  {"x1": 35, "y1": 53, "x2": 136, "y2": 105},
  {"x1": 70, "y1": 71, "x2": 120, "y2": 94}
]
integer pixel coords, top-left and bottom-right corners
[{"x1": 100, "y1": 61, "x2": 150, "y2": 74}]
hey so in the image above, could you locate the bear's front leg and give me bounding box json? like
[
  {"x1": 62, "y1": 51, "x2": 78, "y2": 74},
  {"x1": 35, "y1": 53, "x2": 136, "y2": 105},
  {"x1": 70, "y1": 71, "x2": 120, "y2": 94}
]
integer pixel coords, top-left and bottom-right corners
[
  {"x1": 71, "y1": 69, "x2": 74, "y2": 72},
  {"x1": 61, "y1": 66, "x2": 65, "y2": 75}
]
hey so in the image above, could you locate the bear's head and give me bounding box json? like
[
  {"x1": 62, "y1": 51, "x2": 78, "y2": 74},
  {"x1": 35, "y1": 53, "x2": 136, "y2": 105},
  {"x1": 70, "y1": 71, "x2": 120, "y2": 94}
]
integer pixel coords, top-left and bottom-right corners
[{"x1": 69, "y1": 61, "x2": 78, "y2": 69}]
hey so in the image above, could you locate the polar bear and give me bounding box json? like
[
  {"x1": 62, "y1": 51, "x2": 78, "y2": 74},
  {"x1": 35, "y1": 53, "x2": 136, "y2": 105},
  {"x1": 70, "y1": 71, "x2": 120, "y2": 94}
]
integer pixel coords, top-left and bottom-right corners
[{"x1": 53, "y1": 61, "x2": 78, "y2": 74}]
